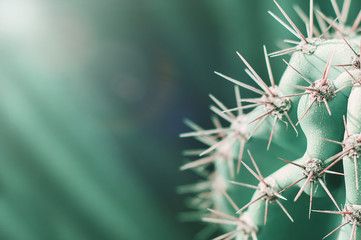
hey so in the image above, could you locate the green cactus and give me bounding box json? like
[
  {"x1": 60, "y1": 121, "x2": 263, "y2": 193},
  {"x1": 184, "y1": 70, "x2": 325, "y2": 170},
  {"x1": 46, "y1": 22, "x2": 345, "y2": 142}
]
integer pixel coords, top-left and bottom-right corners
[{"x1": 180, "y1": 0, "x2": 361, "y2": 239}]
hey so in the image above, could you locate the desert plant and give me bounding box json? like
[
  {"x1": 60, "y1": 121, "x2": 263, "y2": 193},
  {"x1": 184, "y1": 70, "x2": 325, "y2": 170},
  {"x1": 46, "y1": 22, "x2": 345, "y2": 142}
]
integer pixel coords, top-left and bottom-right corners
[{"x1": 180, "y1": 0, "x2": 361, "y2": 239}]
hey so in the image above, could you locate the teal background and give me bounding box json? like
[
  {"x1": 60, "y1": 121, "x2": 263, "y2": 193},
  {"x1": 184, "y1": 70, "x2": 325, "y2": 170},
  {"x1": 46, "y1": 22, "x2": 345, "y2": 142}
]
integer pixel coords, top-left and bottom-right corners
[{"x1": 0, "y1": 0, "x2": 357, "y2": 239}]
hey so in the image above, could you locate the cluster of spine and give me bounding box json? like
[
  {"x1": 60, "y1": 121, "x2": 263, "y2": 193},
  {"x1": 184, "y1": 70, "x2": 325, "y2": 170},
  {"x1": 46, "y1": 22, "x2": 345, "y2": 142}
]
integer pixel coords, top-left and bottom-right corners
[{"x1": 180, "y1": 0, "x2": 361, "y2": 239}]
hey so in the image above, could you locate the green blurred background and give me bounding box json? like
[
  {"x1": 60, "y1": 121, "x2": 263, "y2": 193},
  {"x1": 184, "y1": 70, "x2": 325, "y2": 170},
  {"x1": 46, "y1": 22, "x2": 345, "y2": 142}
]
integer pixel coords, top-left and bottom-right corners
[{"x1": 0, "y1": 0, "x2": 356, "y2": 239}]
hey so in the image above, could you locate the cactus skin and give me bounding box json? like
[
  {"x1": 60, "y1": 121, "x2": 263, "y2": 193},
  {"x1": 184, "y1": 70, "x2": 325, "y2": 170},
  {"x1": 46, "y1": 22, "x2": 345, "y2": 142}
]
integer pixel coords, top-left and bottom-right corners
[{"x1": 180, "y1": 1, "x2": 361, "y2": 239}]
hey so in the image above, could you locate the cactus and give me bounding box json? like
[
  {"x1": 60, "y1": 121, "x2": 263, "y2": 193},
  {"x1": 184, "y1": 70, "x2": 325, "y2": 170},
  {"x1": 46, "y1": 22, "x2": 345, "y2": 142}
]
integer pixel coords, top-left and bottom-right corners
[{"x1": 179, "y1": 0, "x2": 361, "y2": 239}]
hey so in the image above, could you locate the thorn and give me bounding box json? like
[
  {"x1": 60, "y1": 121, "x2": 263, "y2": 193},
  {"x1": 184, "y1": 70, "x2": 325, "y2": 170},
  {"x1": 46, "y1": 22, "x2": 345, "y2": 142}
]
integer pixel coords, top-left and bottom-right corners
[
  {"x1": 249, "y1": 110, "x2": 272, "y2": 124},
  {"x1": 322, "y1": 151, "x2": 346, "y2": 171},
  {"x1": 264, "y1": 199, "x2": 269, "y2": 225},
  {"x1": 210, "y1": 105, "x2": 234, "y2": 123},
  {"x1": 236, "y1": 194, "x2": 266, "y2": 214},
  {"x1": 224, "y1": 104, "x2": 261, "y2": 113},
  {"x1": 268, "y1": 11, "x2": 299, "y2": 39},
  {"x1": 323, "y1": 99, "x2": 332, "y2": 116},
  {"x1": 209, "y1": 94, "x2": 236, "y2": 119},
  {"x1": 213, "y1": 230, "x2": 239, "y2": 240},
  {"x1": 183, "y1": 119, "x2": 217, "y2": 146},
  {"x1": 180, "y1": 128, "x2": 229, "y2": 138},
  {"x1": 180, "y1": 156, "x2": 215, "y2": 171},
  {"x1": 341, "y1": 66, "x2": 359, "y2": 85},
  {"x1": 282, "y1": 59, "x2": 313, "y2": 84},
  {"x1": 283, "y1": 92, "x2": 309, "y2": 98},
  {"x1": 273, "y1": 0, "x2": 307, "y2": 43},
  {"x1": 269, "y1": 46, "x2": 300, "y2": 58},
  {"x1": 312, "y1": 209, "x2": 351, "y2": 214},
  {"x1": 278, "y1": 157, "x2": 304, "y2": 168},
  {"x1": 207, "y1": 208, "x2": 241, "y2": 222},
  {"x1": 334, "y1": 84, "x2": 348, "y2": 94},
  {"x1": 294, "y1": 172, "x2": 313, "y2": 201},
  {"x1": 324, "y1": 170, "x2": 344, "y2": 176},
  {"x1": 248, "y1": 150, "x2": 265, "y2": 180},
  {"x1": 317, "y1": 10, "x2": 341, "y2": 33},
  {"x1": 315, "y1": 6, "x2": 328, "y2": 34},
  {"x1": 350, "y1": 221, "x2": 357, "y2": 240},
  {"x1": 318, "y1": 16, "x2": 339, "y2": 38},
  {"x1": 322, "y1": 221, "x2": 350, "y2": 239},
  {"x1": 352, "y1": 11, "x2": 361, "y2": 31},
  {"x1": 330, "y1": 0, "x2": 342, "y2": 22},
  {"x1": 263, "y1": 45, "x2": 275, "y2": 87},
  {"x1": 293, "y1": 4, "x2": 321, "y2": 37},
  {"x1": 229, "y1": 180, "x2": 259, "y2": 190},
  {"x1": 344, "y1": 115, "x2": 350, "y2": 137},
  {"x1": 296, "y1": 99, "x2": 316, "y2": 126},
  {"x1": 223, "y1": 191, "x2": 240, "y2": 212},
  {"x1": 321, "y1": 138, "x2": 343, "y2": 145},
  {"x1": 251, "y1": 231, "x2": 258, "y2": 240},
  {"x1": 279, "y1": 177, "x2": 306, "y2": 193},
  {"x1": 284, "y1": 39, "x2": 300, "y2": 44},
  {"x1": 240, "y1": 98, "x2": 272, "y2": 104},
  {"x1": 237, "y1": 140, "x2": 245, "y2": 174},
  {"x1": 354, "y1": 156, "x2": 359, "y2": 190},
  {"x1": 182, "y1": 149, "x2": 204, "y2": 156},
  {"x1": 285, "y1": 112, "x2": 298, "y2": 136},
  {"x1": 276, "y1": 200, "x2": 294, "y2": 222},
  {"x1": 318, "y1": 179, "x2": 341, "y2": 211},
  {"x1": 248, "y1": 114, "x2": 268, "y2": 140},
  {"x1": 236, "y1": 51, "x2": 274, "y2": 96},
  {"x1": 234, "y1": 85, "x2": 242, "y2": 116},
  {"x1": 309, "y1": 182, "x2": 313, "y2": 219},
  {"x1": 340, "y1": 0, "x2": 351, "y2": 23},
  {"x1": 267, "y1": 117, "x2": 278, "y2": 150},
  {"x1": 322, "y1": 52, "x2": 334, "y2": 84},
  {"x1": 309, "y1": 0, "x2": 314, "y2": 38},
  {"x1": 227, "y1": 152, "x2": 235, "y2": 179},
  {"x1": 242, "y1": 159, "x2": 267, "y2": 186},
  {"x1": 200, "y1": 134, "x2": 235, "y2": 156},
  {"x1": 341, "y1": 36, "x2": 359, "y2": 57},
  {"x1": 214, "y1": 71, "x2": 265, "y2": 95},
  {"x1": 274, "y1": 193, "x2": 288, "y2": 201},
  {"x1": 211, "y1": 115, "x2": 224, "y2": 132}
]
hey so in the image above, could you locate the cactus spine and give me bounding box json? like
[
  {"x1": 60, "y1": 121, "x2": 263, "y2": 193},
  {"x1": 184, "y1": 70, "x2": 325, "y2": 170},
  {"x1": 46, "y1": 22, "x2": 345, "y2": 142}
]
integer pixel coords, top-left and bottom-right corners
[{"x1": 180, "y1": 0, "x2": 361, "y2": 239}]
